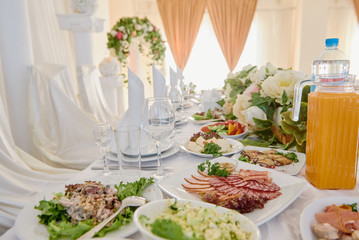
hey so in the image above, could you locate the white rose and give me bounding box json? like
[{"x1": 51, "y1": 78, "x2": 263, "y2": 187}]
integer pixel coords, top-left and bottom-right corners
[
  {"x1": 227, "y1": 72, "x2": 236, "y2": 79},
  {"x1": 132, "y1": 18, "x2": 137, "y2": 24},
  {"x1": 110, "y1": 30, "x2": 118, "y2": 37},
  {"x1": 135, "y1": 24, "x2": 141, "y2": 31},
  {"x1": 232, "y1": 94, "x2": 251, "y2": 125},
  {"x1": 261, "y1": 70, "x2": 305, "y2": 103},
  {"x1": 265, "y1": 62, "x2": 277, "y2": 75},
  {"x1": 123, "y1": 33, "x2": 128, "y2": 40},
  {"x1": 118, "y1": 26, "x2": 125, "y2": 32},
  {"x1": 244, "y1": 106, "x2": 267, "y2": 126},
  {"x1": 147, "y1": 25, "x2": 153, "y2": 32},
  {"x1": 242, "y1": 64, "x2": 254, "y2": 72}
]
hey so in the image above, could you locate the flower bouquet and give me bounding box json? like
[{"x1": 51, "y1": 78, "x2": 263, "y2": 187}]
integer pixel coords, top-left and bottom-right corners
[
  {"x1": 107, "y1": 17, "x2": 166, "y2": 82},
  {"x1": 220, "y1": 63, "x2": 309, "y2": 152}
]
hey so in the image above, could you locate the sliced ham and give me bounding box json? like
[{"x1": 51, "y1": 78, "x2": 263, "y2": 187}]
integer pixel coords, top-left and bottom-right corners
[
  {"x1": 182, "y1": 183, "x2": 211, "y2": 189},
  {"x1": 184, "y1": 178, "x2": 210, "y2": 185},
  {"x1": 191, "y1": 174, "x2": 211, "y2": 182}
]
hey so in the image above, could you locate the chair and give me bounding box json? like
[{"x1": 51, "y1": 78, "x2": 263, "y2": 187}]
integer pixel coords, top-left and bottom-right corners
[
  {"x1": 76, "y1": 65, "x2": 120, "y2": 125},
  {"x1": 28, "y1": 63, "x2": 99, "y2": 170},
  {"x1": 0, "y1": 91, "x2": 75, "y2": 234}
]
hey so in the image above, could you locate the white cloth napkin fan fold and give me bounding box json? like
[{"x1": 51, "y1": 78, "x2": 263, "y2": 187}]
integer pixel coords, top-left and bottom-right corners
[{"x1": 152, "y1": 65, "x2": 167, "y2": 98}]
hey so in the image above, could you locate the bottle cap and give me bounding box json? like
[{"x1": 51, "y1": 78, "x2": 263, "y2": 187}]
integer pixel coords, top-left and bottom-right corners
[{"x1": 325, "y1": 38, "x2": 339, "y2": 47}]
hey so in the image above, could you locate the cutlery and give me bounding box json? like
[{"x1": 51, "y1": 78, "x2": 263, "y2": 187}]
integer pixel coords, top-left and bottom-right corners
[{"x1": 77, "y1": 196, "x2": 147, "y2": 240}]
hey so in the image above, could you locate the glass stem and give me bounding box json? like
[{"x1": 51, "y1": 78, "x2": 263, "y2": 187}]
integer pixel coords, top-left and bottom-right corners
[
  {"x1": 155, "y1": 140, "x2": 165, "y2": 176},
  {"x1": 102, "y1": 146, "x2": 110, "y2": 175}
]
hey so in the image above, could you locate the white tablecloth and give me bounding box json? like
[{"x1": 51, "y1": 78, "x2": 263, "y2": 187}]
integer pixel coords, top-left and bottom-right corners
[{"x1": 2, "y1": 104, "x2": 359, "y2": 240}]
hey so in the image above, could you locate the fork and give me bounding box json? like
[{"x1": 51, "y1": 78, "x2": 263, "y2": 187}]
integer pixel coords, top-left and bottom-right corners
[{"x1": 77, "y1": 196, "x2": 147, "y2": 240}]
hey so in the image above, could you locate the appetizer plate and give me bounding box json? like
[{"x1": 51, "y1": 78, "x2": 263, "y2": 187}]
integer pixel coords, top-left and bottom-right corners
[
  {"x1": 15, "y1": 180, "x2": 163, "y2": 240},
  {"x1": 134, "y1": 199, "x2": 260, "y2": 240},
  {"x1": 158, "y1": 157, "x2": 307, "y2": 226},
  {"x1": 201, "y1": 123, "x2": 248, "y2": 140},
  {"x1": 300, "y1": 196, "x2": 359, "y2": 240},
  {"x1": 188, "y1": 116, "x2": 221, "y2": 125},
  {"x1": 180, "y1": 138, "x2": 244, "y2": 158},
  {"x1": 231, "y1": 146, "x2": 306, "y2": 175}
]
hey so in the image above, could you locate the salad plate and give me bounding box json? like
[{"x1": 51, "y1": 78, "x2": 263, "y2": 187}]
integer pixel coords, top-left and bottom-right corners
[
  {"x1": 180, "y1": 138, "x2": 244, "y2": 158},
  {"x1": 231, "y1": 146, "x2": 306, "y2": 175},
  {"x1": 15, "y1": 178, "x2": 163, "y2": 240},
  {"x1": 200, "y1": 121, "x2": 247, "y2": 139},
  {"x1": 158, "y1": 157, "x2": 307, "y2": 226},
  {"x1": 134, "y1": 199, "x2": 260, "y2": 240},
  {"x1": 300, "y1": 196, "x2": 359, "y2": 240}
]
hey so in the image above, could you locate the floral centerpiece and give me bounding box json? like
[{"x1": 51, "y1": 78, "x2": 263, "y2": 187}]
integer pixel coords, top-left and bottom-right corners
[
  {"x1": 221, "y1": 62, "x2": 309, "y2": 152},
  {"x1": 107, "y1": 17, "x2": 166, "y2": 82}
]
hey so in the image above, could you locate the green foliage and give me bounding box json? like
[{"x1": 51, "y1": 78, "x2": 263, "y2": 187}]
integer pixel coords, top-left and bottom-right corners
[
  {"x1": 201, "y1": 142, "x2": 223, "y2": 157},
  {"x1": 198, "y1": 160, "x2": 229, "y2": 177}
]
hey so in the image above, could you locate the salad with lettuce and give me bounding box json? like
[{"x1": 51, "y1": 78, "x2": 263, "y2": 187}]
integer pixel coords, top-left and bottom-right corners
[
  {"x1": 35, "y1": 177, "x2": 154, "y2": 240},
  {"x1": 140, "y1": 200, "x2": 251, "y2": 240}
]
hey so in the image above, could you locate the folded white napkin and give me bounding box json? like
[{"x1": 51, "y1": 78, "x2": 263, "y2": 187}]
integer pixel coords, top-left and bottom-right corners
[
  {"x1": 200, "y1": 89, "x2": 222, "y2": 111},
  {"x1": 170, "y1": 67, "x2": 178, "y2": 86},
  {"x1": 152, "y1": 64, "x2": 167, "y2": 98},
  {"x1": 177, "y1": 66, "x2": 185, "y2": 92},
  {"x1": 118, "y1": 68, "x2": 144, "y2": 127}
]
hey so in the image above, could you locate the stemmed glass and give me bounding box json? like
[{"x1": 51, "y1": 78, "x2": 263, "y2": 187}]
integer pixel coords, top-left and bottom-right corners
[
  {"x1": 168, "y1": 84, "x2": 183, "y2": 133},
  {"x1": 142, "y1": 97, "x2": 175, "y2": 179},
  {"x1": 93, "y1": 122, "x2": 112, "y2": 176}
]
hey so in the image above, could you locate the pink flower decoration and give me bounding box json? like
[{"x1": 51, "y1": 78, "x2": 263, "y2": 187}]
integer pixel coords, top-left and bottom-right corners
[
  {"x1": 153, "y1": 25, "x2": 157, "y2": 31},
  {"x1": 243, "y1": 83, "x2": 260, "y2": 97},
  {"x1": 116, "y1": 31, "x2": 123, "y2": 40}
]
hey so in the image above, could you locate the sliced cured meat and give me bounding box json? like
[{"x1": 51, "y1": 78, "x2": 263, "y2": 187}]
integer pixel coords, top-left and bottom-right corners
[
  {"x1": 243, "y1": 180, "x2": 280, "y2": 192},
  {"x1": 182, "y1": 183, "x2": 212, "y2": 189},
  {"x1": 191, "y1": 174, "x2": 211, "y2": 182},
  {"x1": 184, "y1": 178, "x2": 210, "y2": 185},
  {"x1": 315, "y1": 211, "x2": 342, "y2": 232}
]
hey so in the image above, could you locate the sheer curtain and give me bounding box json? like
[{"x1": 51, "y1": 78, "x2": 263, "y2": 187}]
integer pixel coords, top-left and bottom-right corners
[
  {"x1": 207, "y1": 0, "x2": 257, "y2": 72},
  {"x1": 156, "y1": 0, "x2": 206, "y2": 71},
  {"x1": 327, "y1": 0, "x2": 359, "y2": 75}
]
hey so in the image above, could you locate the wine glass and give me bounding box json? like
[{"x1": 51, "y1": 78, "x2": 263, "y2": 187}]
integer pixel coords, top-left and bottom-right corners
[
  {"x1": 168, "y1": 84, "x2": 183, "y2": 133},
  {"x1": 93, "y1": 122, "x2": 112, "y2": 176},
  {"x1": 142, "y1": 97, "x2": 175, "y2": 179}
]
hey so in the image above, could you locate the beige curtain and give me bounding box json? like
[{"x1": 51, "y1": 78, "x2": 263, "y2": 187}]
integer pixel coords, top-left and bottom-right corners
[
  {"x1": 156, "y1": 0, "x2": 206, "y2": 70},
  {"x1": 354, "y1": 0, "x2": 359, "y2": 22},
  {"x1": 207, "y1": 0, "x2": 257, "y2": 72}
]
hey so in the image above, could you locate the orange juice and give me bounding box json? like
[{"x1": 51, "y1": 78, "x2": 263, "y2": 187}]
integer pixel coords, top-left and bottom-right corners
[{"x1": 306, "y1": 91, "x2": 359, "y2": 189}]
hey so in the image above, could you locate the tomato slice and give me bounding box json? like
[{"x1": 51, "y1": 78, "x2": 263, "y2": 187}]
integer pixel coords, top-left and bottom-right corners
[{"x1": 201, "y1": 126, "x2": 210, "y2": 132}]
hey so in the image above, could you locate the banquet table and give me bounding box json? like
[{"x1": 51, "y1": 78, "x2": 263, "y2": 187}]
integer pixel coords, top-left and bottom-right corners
[{"x1": 2, "y1": 103, "x2": 359, "y2": 240}]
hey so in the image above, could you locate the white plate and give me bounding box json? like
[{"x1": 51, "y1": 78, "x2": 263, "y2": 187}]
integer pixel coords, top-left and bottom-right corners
[
  {"x1": 188, "y1": 116, "x2": 221, "y2": 125},
  {"x1": 175, "y1": 117, "x2": 189, "y2": 125},
  {"x1": 231, "y1": 146, "x2": 306, "y2": 175},
  {"x1": 180, "y1": 138, "x2": 244, "y2": 158},
  {"x1": 111, "y1": 139, "x2": 173, "y2": 158},
  {"x1": 109, "y1": 141, "x2": 180, "y2": 163},
  {"x1": 158, "y1": 157, "x2": 307, "y2": 226},
  {"x1": 300, "y1": 196, "x2": 359, "y2": 240},
  {"x1": 15, "y1": 179, "x2": 163, "y2": 240},
  {"x1": 134, "y1": 199, "x2": 260, "y2": 240}
]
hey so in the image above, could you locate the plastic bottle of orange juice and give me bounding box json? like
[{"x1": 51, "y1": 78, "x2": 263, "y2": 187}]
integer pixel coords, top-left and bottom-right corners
[{"x1": 292, "y1": 39, "x2": 359, "y2": 189}]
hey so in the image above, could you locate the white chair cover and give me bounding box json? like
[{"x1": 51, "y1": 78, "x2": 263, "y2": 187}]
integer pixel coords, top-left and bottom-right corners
[
  {"x1": 28, "y1": 63, "x2": 99, "y2": 170},
  {"x1": 0, "y1": 91, "x2": 75, "y2": 234},
  {"x1": 77, "y1": 65, "x2": 119, "y2": 125}
]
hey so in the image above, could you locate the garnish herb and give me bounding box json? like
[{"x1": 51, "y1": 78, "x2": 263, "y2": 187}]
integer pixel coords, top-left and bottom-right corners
[
  {"x1": 198, "y1": 160, "x2": 229, "y2": 177},
  {"x1": 201, "y1": 142, "x2": 223, "y2": 157},
  {"x1": 275, "y1": 152, "x2": 299, "y2": 163},
  {"x1": 347, "y1": 203, "x2": 358, "y2": 212},
  {"x1": 238, "y1": 155, "x2": 252, "y2": 164}
]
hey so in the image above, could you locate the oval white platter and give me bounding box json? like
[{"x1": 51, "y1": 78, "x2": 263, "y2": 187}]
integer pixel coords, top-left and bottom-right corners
[{"x1": 231, "y1": 146, "x2": 306, "y2": 175}]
